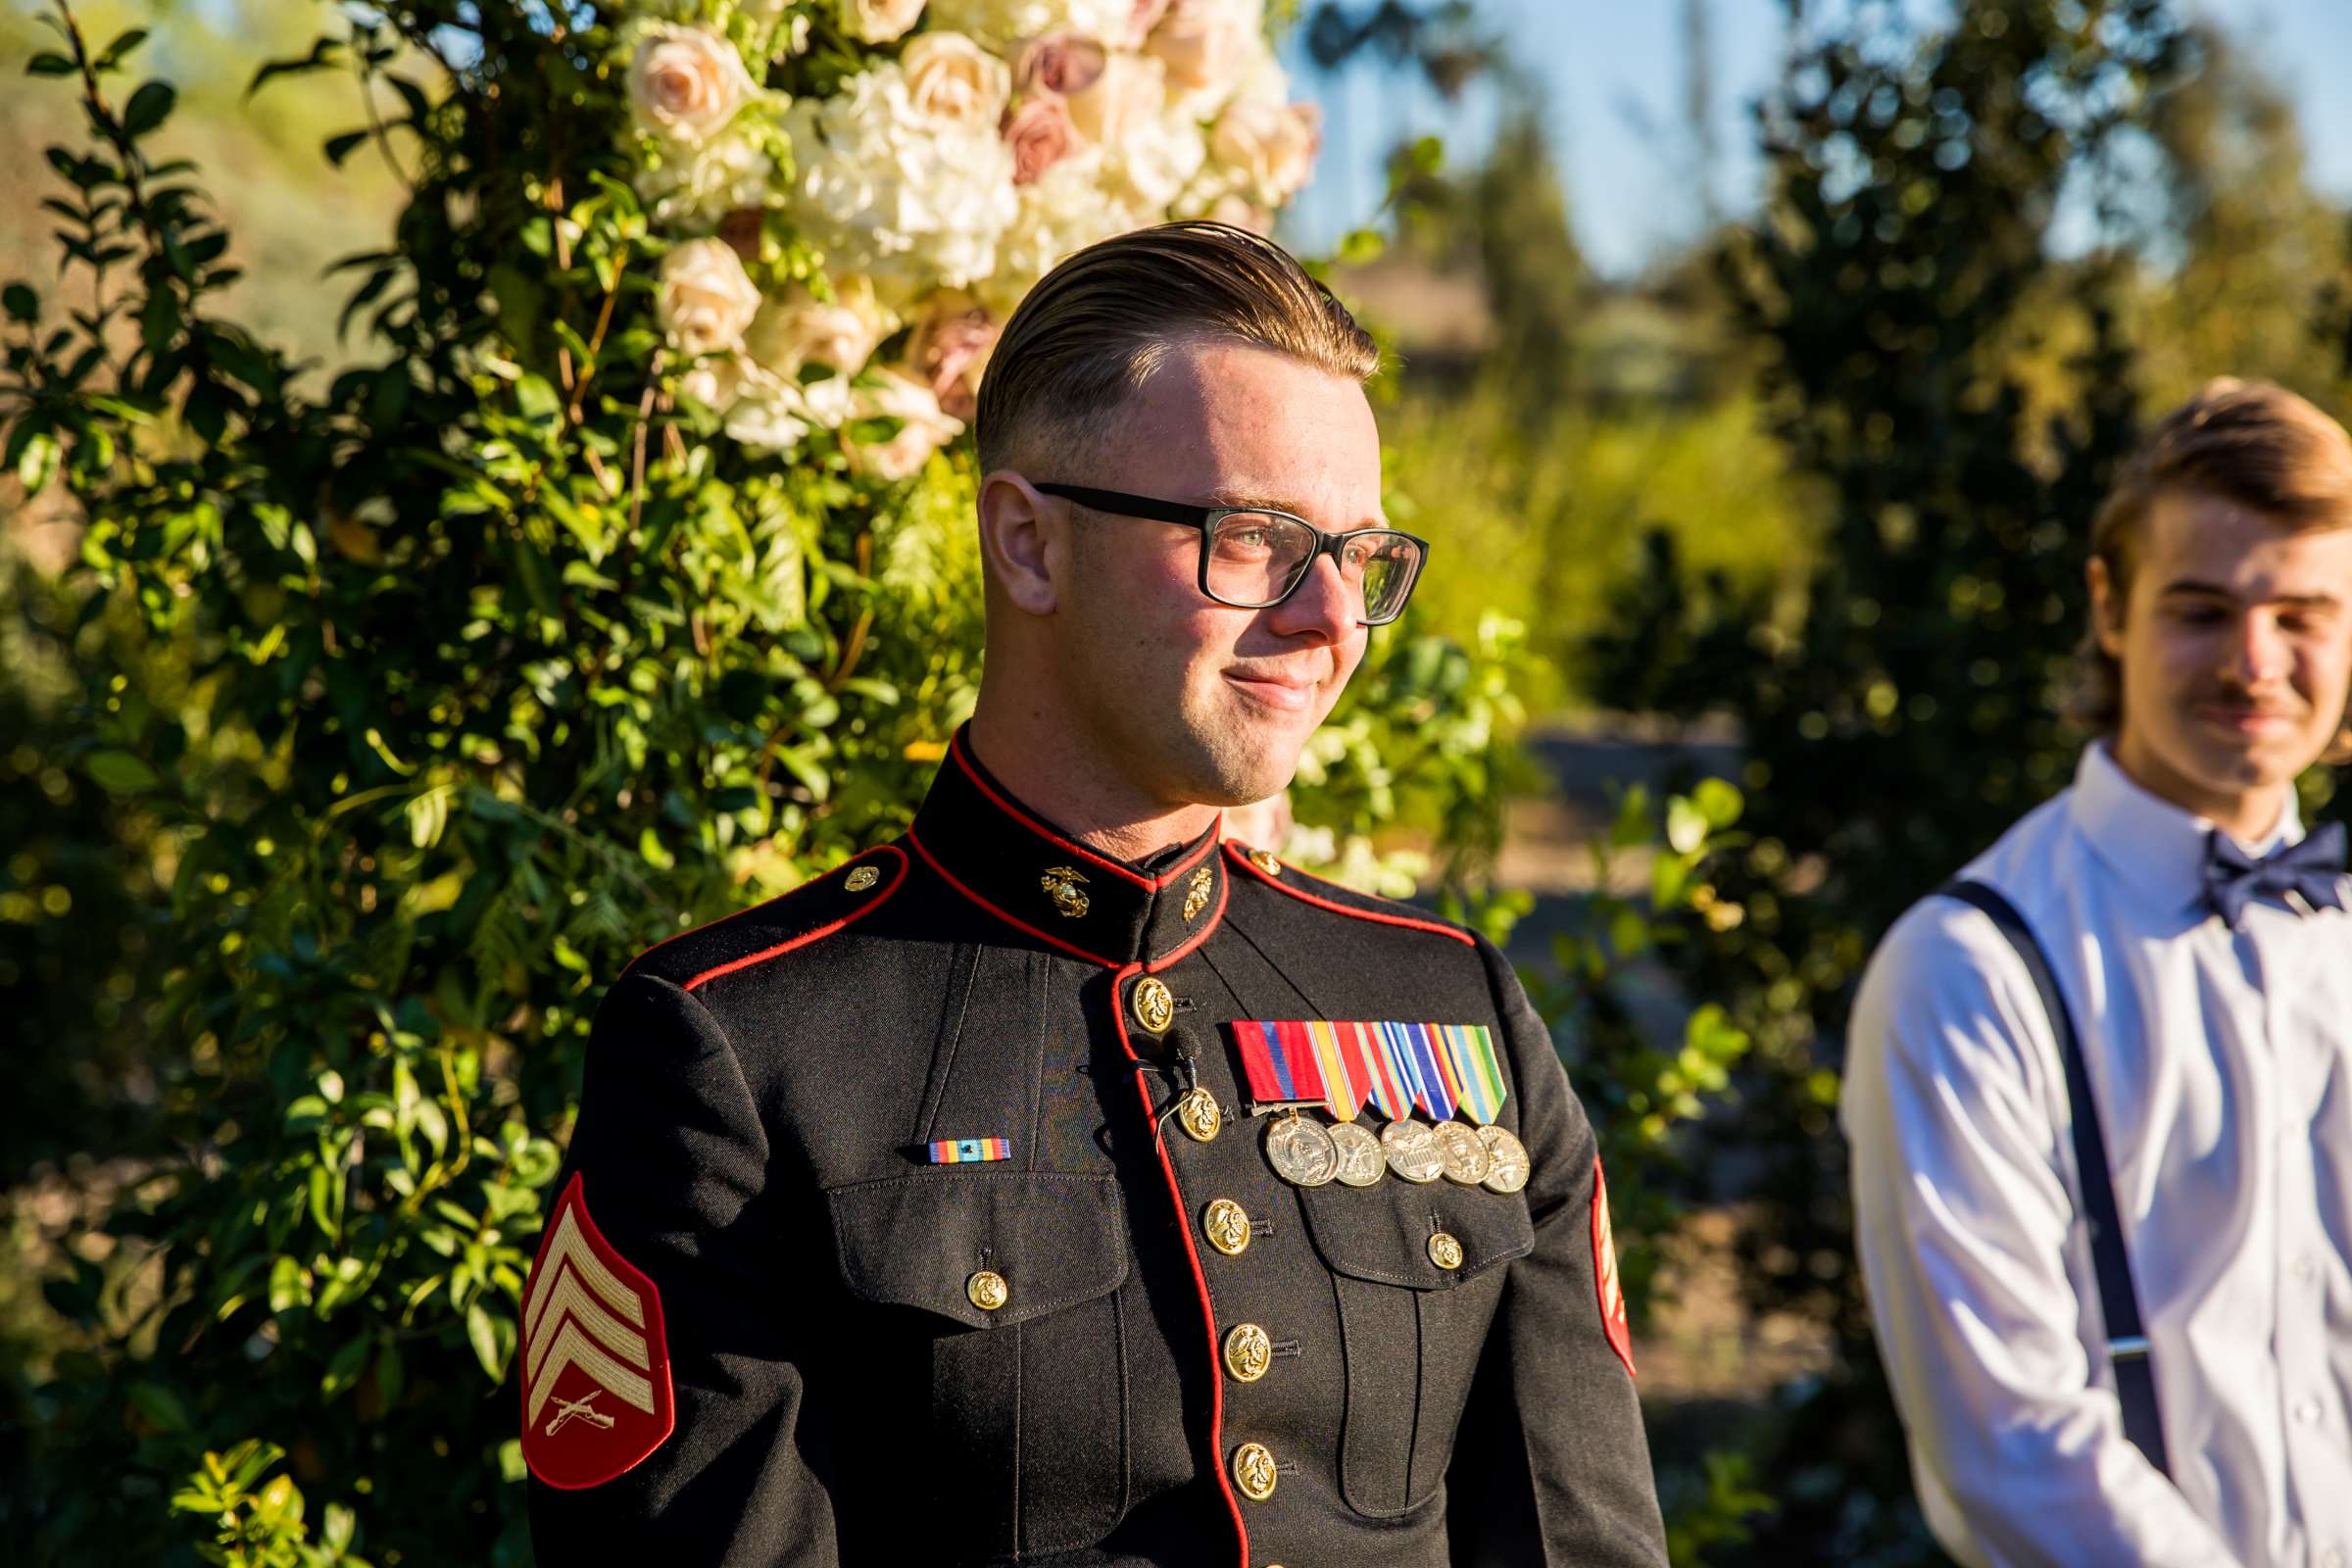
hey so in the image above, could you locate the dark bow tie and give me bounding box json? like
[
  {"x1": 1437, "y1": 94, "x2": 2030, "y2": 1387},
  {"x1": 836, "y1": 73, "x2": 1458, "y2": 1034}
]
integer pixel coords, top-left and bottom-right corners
[{"x1": 2203, "y1": 820, "x2": 2348, "y2": 927}]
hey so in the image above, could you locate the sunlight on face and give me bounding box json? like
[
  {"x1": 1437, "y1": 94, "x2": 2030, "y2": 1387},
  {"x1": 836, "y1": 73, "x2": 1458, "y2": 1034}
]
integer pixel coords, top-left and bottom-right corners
[
  {"x1": 2099, "y1": 489, "x2": 2352, "y2": 828},
  {"x1": 1051, "y1": 340, "x2": 1387, "y2": 809}
]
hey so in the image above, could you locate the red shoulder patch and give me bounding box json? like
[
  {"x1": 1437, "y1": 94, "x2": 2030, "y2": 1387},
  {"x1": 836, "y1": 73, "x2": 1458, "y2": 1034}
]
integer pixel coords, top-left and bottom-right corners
[
  {"x1": 1592, "y1": 1155, "x2": 1636, "y2": 1378},
  {"x1": 519, "y1": 1173, "x2": 675, "y2": 1489}
]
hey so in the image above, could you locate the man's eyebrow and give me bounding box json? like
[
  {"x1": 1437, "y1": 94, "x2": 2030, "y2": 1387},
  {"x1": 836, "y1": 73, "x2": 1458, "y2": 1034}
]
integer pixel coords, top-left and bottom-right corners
[
  {"x1": 2158, "y1": 577, "x2": 2347, "y2": 610},
  {"x1": 1200, "y1": 489, "x2": 1392, "y2": 529}
]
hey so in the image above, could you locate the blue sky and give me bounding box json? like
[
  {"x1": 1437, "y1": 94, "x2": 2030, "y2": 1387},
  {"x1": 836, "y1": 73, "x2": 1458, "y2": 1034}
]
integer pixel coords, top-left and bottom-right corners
[{"x1": 1283, "y1": 0, "x2": 2352, "y2": 275}]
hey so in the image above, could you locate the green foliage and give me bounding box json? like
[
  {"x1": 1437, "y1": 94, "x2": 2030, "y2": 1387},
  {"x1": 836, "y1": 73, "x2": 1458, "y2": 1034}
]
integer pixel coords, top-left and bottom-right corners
[
  {"x1": 1597, "y1": 0, "x2": 2198, "y2": 1559},
  {"x1": 0, "y1": 4, "x2": 1532, "y2": 1562}
]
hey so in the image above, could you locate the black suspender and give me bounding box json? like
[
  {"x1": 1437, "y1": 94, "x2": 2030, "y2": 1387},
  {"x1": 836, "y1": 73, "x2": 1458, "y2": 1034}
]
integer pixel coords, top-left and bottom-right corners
[{"x1": 1936, "y1": 879, "x2": 2173, "y2": 1479}]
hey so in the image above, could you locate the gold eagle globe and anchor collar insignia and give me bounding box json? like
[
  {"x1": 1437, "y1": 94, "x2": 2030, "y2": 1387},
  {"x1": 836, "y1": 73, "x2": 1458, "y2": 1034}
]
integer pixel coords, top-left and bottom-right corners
[
  {"x1": 903, "y1": 732, "x2": 1230, "y2": 966},
  {"x1": 1041, "y1": 865, "x2": 1091, "y2": 919}
]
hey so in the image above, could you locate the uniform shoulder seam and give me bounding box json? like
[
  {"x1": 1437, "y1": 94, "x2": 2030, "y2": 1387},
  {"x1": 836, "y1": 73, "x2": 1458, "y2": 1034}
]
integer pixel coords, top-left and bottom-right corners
[
  {"x1": 621, "y1": 844, "x2": 911, "y2": 993},
  {"x1": 1221, "y1": 841, "x2": 1475, "y2": 947}
]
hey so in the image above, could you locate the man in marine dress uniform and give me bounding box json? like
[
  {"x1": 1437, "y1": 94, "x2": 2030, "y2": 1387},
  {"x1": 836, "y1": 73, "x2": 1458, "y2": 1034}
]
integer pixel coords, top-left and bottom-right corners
[
  {"x1": 1844, "y1": 379, "x2": 2352, "y2": 1567},
  {"x1": 519, "y1": 221, "x2": 1668, "y2": 1566}
]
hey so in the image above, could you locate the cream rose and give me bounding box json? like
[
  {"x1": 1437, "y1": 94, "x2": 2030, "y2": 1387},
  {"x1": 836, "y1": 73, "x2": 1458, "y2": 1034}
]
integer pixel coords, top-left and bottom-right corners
[
  {"x1": 902, "y1": 32, "x2": 1011, "y2": 129},
  {"x1": 627, "y1": 24, "x2": 760, "y2": 144},
  {"x1": 906, "y1": 292, "x2": 998, "y2": 421},
  {"x1": 849, "y1": 368, "x2": 964, "y2": 482},
  {"x1": 926, "y1": 0, "x2": 1133, "y2": 51},
  {"x1": 843, "y1": 0, "x2": 928, "y2": 45},
  {"x1": 744, "y1": 274, "x2": 902, "y2": 377},
  {"x1": 1012, "y1": 32, "x2": 1107, "y2": 97},
  {"x1": 1209, "y1": 97, "x2": 1320, "y2": 204},
  {"x1": 1124, "y1": 0, "x2": 1175, "y2": 45},
  {"x1": 1063, "y1": 49, "x2": 1166, "y2": 145},
  {"x1": 657, "y1": 238, "x2": 763, "y2": 357},
  {"x1": 1146, "y1": 0, "x2": 1257, "y2": 107},
  {"x1": 1104, "y1": 110, "x2": 1204, "y2": 211},
  {"x1": 1003, "y1": 94, "x2": 1078, "y2": 185}
]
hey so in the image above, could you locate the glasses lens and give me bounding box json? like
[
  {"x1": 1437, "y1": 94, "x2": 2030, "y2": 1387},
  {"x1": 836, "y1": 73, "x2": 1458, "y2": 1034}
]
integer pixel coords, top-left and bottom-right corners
[
  {"x1": 1205, "y1": 512, "x2": 1318, "y2": 608},
  {"x1": 1347, "y1": 532, "x2": 1424, "y2": 624}
]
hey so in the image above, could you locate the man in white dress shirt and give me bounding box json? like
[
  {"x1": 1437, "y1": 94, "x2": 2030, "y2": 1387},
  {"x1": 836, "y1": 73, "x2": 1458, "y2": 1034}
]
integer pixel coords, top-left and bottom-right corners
[{"x1": 1844, "y1": 378, "x2": 2352, "y2": 1568}]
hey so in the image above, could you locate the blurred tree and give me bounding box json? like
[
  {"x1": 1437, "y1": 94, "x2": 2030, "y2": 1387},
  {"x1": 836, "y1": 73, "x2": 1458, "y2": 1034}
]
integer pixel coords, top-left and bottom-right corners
[{"x1": 1593, "y1": 0, "x2": 2193, "y2": 1559}]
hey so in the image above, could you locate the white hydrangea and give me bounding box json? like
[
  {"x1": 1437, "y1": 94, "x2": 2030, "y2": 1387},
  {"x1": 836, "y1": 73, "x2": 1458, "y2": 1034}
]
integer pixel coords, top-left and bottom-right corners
[
  {"x1": 979, "y1": 151, "x2": 1147, "y2": 317},
  {"x1": 783, "y1": 62, "x2": 1019, "y2": 300},
  {"x1": 1103, "y1": 110, "x2": 1206, "y2": 213},
  {"x1": 922, "y1": 0, "x2": 1136, "y2": 50}
]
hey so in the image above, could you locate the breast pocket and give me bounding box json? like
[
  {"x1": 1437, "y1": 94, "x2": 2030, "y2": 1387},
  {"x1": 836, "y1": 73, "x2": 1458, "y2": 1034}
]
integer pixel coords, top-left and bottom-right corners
[
  {"x1": 1297, "y1": 1178, "x2": 1536, "y2": 1518},
  {"x1": 825, "y1": 1169, "x2": 1132, "y2": 1559}
]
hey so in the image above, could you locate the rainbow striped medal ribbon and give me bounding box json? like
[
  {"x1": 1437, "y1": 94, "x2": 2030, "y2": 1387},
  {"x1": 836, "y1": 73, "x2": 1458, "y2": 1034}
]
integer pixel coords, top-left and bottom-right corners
[
  {"x1": 1232, "y1": 1022, "x2": 1341, "y2": 1187},
  {"x1": 1440, "y1": 1023, "x2": 1529, "y2": 1195}
]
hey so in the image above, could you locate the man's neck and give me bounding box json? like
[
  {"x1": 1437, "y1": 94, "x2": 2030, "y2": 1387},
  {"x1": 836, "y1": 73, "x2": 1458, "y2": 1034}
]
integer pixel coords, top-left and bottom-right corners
[
  {"x1": 964, "y1": 705, "x2": 1219, "y2": 866},
  {"x1": 2107, "y1": 732, "x2": 2290, "y2": 846}
]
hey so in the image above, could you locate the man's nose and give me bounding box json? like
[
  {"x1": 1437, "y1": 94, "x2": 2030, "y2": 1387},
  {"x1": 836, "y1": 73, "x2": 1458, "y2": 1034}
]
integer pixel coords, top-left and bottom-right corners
[
  {"x1": 2231, "y1": 612, "x2": 2291, "y2": 685},
  {"x1": 1265, "y1": 553, "x2": 1357, "y2": 644}
]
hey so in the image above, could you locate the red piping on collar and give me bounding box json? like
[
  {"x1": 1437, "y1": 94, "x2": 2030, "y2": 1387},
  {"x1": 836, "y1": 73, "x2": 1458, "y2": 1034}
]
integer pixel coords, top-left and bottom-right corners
[
  {"x1": 1144, "y1": 862, "x2": 1229, "y2": 973},
  {"x1": 1222, "y1": 841, "x2": 1476, "y2": 947},
  {"x1": 675, "y1": 846, "x2": 910, "y2": 992},
  {"x1": 906, "y1": 826, "x2": 1121, "y2": 968},
  {"x1": 1108, "y1": 962, "x2": 1250, "y2": 1566},
  {"x1": 948, "y1": 735, "x2": 1223, "y2": 892}
]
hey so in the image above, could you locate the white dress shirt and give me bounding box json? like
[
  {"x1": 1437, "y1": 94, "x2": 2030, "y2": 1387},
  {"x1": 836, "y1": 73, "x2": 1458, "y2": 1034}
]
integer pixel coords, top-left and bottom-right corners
[{"x1": 1843, "y1": 742, "x2": 2352, "y2": 1568}]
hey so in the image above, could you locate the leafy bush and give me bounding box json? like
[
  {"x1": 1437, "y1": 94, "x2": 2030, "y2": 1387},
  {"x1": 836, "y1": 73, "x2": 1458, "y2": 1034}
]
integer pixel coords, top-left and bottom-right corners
[{"x1": 1, "y1": 3, "x2": 1534, "y2": 1561}]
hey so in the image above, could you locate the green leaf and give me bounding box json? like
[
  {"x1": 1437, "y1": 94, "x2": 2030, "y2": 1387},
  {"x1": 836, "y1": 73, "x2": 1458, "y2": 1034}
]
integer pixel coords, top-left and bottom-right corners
[
  {"x1": 466, "y1": 1300, "x2": 506, "y2": 1381},
  {"x1": 121, "y1": 81, "x2": 176, "y2": 138},
  {"x1": 320, "y1": 1335, "x2": 371, "y2": 1402},
  {"x1": 3, "y1": 283, "x2": 36, "y2": 321},
  {"x1": 84, "y1": 751, "x2": 160, "y2": 794},
  {"x1": 1690, "y1": 777, "x2": 1743, "y2": 830},
  {"x1": 95, "y1": 28, "x2": 150, "y2": 73},
  {"x1": 1665, "y1": 797, "x2": 1708, "y2": 856},
  {"x1": 324, "y1": 129, "x2": 369, "y2": 167},
  {"x1": 128, "y1": 1381, "x2": 191, "y2": 1433},
  {"x1": 26, "y1": 53, "x2": 74, "y2": 77}
]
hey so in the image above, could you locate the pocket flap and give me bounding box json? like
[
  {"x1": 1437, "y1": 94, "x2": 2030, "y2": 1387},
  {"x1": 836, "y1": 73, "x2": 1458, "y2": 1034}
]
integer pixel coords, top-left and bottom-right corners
[
  {"x1": 825, "y1": 1169, "x2": 1128, "y2": 1331},
  {"x1": 1298, "y1": 1178, "x2": 1535, "y2": 1290}
]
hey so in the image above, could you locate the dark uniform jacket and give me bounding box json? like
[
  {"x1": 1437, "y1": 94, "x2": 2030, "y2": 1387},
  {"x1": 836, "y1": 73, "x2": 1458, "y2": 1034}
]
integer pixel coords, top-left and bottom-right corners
[{"x1": 520, "y1": 734, "x2": 1668, "y2": 1566}]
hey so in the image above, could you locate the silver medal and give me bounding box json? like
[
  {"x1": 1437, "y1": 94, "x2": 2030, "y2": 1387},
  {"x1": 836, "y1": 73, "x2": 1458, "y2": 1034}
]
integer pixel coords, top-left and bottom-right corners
[
  {"x1": 1326, "y1": 1120, "x2": 1386, "y2": 1187},
  {"x1": 1380, "y1": 1117, "x2": 1444, "y2": 1184},
  {"x1": 1264, "y1": 1114, "x2": 1339, "y2": 1187},
  {"x1": 1434, "y1": 1120, "x2": 1493, "y2": 1185},
  {"x1": 1478, "y1": 1124, "x2": 1532, "y2": 1194}
]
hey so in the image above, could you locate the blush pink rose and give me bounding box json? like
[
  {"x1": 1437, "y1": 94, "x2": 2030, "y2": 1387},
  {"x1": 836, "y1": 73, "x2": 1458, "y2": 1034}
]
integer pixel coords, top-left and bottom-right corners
[
  {"x1": 1003, "y1": 94, "x2": 1078, "y2": 186},
  {"x1": 1012, "y1": 32, "x2": 1108, "y2": 97},
  {"x1": 907, "y1": 294, "x2": 999, "y2": 421}
]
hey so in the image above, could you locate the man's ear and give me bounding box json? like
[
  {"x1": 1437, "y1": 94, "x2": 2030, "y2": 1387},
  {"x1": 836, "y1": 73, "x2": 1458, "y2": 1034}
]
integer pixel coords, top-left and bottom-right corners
[
  {"x1": 2087, "y1": 555, "x2": 2127, "y2": 660},
  {"x1": 977, "y1": 469, "x2": 1061, "y2": 617}
]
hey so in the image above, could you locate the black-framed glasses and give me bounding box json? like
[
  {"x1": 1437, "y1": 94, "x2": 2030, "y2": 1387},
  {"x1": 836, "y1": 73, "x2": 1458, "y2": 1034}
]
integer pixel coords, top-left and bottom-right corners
[{"x1": 1035, "y1": 483, "x2": 1430, "y2": 627}]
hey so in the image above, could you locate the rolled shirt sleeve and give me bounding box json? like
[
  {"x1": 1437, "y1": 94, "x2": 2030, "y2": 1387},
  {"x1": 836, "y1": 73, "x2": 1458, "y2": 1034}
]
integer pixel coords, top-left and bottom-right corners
[{"x1": 1841, "y1": 899, "x2": 2242, "y2": 1568}]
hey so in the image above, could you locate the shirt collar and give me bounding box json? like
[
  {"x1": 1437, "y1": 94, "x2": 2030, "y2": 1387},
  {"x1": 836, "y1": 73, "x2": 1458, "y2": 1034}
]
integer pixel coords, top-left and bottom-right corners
[
  {"x1": 906, "y1": 729, "x2": 1228, "y2": 969},
  {"x1": 2068, "y1": 740, "x2": 2302, "y2": 915}
]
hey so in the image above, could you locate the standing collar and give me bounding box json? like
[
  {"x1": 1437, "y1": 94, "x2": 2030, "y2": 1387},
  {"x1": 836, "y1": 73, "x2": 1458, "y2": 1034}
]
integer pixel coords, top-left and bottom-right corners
[
  {"x1": 905, "y1": 729, "x2": 1229, "y2": 969},
  {"x1": 2068, "y1": 740, "x2": 2301, "y2": 915}
]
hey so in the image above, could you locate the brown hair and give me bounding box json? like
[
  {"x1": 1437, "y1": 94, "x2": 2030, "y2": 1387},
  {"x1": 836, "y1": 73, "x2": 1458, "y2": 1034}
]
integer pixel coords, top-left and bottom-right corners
[
  {"x1": 974, "y1": 220, "x2": 1380, "y2": 474},
  {"x1": 2071, "y1": 377, "x2": 2352, "y2": 750}
]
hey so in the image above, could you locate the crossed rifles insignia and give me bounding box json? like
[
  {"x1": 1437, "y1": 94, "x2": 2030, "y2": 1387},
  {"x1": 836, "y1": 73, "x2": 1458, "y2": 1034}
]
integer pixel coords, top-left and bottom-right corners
[{"x1": 518, "y1": 1173, "x2": 675, "y2": 1489}]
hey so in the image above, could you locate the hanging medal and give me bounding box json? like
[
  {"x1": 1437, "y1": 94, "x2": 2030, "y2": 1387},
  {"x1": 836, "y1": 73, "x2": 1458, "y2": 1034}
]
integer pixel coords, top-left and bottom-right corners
[
  {"x1": 1440, "y1": 1022, "x2": 1528, "y2": 1194},
  {"x1": 1307, "y1": 1021, "x2": 1385, "y2": 1186},
  {"x1": 1235, "y1": 1021, "x2": 1339, "y2": 1186},
  {"x1": 1372, "y1": 1022, "x2": 1445, "y2": 1182}
]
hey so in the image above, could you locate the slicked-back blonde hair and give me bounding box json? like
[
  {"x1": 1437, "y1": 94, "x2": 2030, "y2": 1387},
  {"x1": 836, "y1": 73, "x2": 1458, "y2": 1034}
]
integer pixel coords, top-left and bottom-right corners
[
  {"x1": 2072, "y1": 377, "x2": 2352, "y2": 759},
  {"x1": 975, "y1": 221, "x2": 1380, "y2": 474}
]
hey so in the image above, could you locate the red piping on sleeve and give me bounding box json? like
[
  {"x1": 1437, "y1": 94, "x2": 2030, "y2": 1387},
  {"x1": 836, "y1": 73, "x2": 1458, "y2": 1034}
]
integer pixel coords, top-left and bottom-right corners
[
  {"x1": 1109, "y1": 962, "x2": 1250, "y2": 1566},
  {"x1": 1222, "y1": 842, "x2": 1476, "y2": 946},
  {"x1": 679, "y1": 846, "x2": 910, "y2": 992}
]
